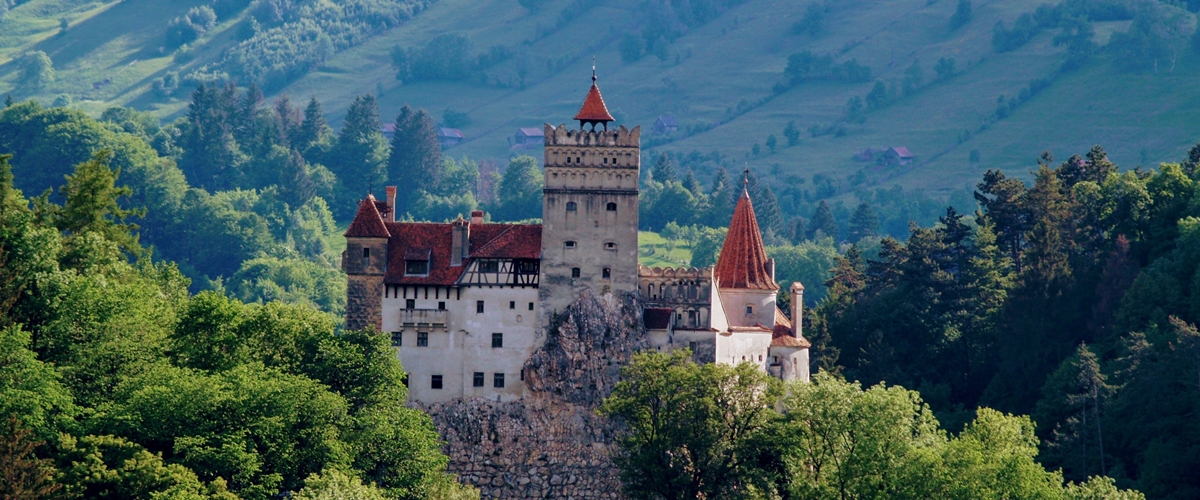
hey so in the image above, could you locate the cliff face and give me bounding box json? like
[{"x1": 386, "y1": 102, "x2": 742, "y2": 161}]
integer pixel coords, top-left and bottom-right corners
[{"x1": 417, "y1": 290, "x2": 646, "y2": 498}]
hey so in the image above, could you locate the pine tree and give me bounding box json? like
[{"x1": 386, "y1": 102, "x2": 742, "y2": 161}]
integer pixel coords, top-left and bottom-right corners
[
  {"x1": 810, "y1": 200, "x2": 838, "y2": 240},
  {"x1": 57, "y1": 150, "x2": 145, "y2": 258},
  {"x1": 651, "y1": 153, "x2": 676, "y2": 183},
  {"x1": 974, "y1": 169, "x2": 1030, "y2": 273},
  {"x1": 706, "y1": 168, "x2": 734, "y2": 227},
  {"x1": 296, "y1": 97, "x2": 327, "y2": 152},
  {"x1": 791, "y1": 217, "x2": 807, "y2": 244},
  {"x1": 387, "y1": 105, "x2": 443, "y2": 213},
  {"x1": 848, "y1": 202, "x2": 879, "y2": 241},
  {"x1": 0, "y1": 417, "x2": 61, "y2": 500},
  {"x1": 180, "y1": 83, "x2": 245, "y2": 191},
  {"x1": 681, "y1": 169, "x2": 703, "y2": 196},
  {"x1": 1035, "y1": 343, "x2": 1113, "y2": 481},
  {"x1": 756, "y1": 186, "x2": 784, "y2": 235},
  {"x1": 332, "y1": 95, "x2": 388, "y2": 216}
]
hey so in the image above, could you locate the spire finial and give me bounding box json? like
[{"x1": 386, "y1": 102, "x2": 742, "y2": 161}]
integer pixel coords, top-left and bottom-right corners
[
  {"x1": 742, "y1": 167, "x2": 751, "y2": 197},
  {"x1": 592, "y1": 56, "x2": 597, "y2": 84}
]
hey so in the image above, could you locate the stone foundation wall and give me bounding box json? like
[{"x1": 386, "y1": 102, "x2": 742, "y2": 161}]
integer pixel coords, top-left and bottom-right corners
[{"x1": 418, "y1": 290, "x2": 646, "y2": 498}]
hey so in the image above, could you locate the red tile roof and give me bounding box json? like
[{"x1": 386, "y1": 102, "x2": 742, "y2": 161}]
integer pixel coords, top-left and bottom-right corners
[
  {"x1": 345, "y1": 195, "x2": 391, "y2": 238},
  {"x1": 574, "y1": 83, "x2": 614, "y2": 123},
  {"x1": 714, "y1": 190, "x2": 778, "y2": 290},
  {"x1": 384, "y1": 222, "x2": 542, "y2": 285},
  {"x1": 771, "y1": 324, "x2": 811, "y2": 348}
]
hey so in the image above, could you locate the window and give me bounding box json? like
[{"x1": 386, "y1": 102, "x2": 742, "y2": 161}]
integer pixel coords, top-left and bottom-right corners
[
  {"x1": 605, "y1": 242, "x2": 617, "y2": 250},
  {"x1": 494, "y1": 373, "x2": 505, "y2": 388},
  {"x1": 405, "y1": 299, "x2": 415, "y2": 309},
  {"x1": 603, "y1": 268, "x2": 611, "y2": 279},
  {"x1": 520, "y1": 369, "x2": 525, "y2": 381},
  {"x1": 476, "y1": 301, "x2": 484, "y2": 313},
  {"x1": 473, "y1": 372, "x2": 485, "y2": 387},
  {"x1": 509, "y1": 301, "x2": 515, "y2": 309},
  {"x1": 606, "y1": 202, "x2": 617, "y2": 212},
  {"x1": 479, "y1": 260, "x2": 499, "y2": 273},
  {"x1": 402, "y1": 374, "x2": 409, "y2": 387},
  {"x1": 417, "y1": 332, "x2": 428, "y2": 347},
  {"x1": 571, "y1": 267, "x2": 581, "y2": 278},
  {"x1": 405, "y1": 260, "x2": 429, "y2": 275},
  {"x1": 438, "y1": 301, "x2": 446, "y2": 310},
  {"x1": 518, "y1": 260, "x2": 538, "y2": 274},
  {"x1": 391, "y1": 332, "x2": 402, "y2": 346},
  {"x1": 689, "y1": 341, "x2": 697, "y2": 352},
  {"x1": 564, "y1": 241, "x2": 577, "y2": 249},
  {"x1": 745, "y1": 305, "x2": 754, "y2": 315},
  {"x1": 492, "y1": 333, "x2": 503, "y2": 348},
  {"x1": 566, "y1": 201, "x2": 577, "y2": 211},
  {"x1": 759, "y1": 355, "x2": 763, "y2": 361},
  {"x1": 363, "y1": 248, "x2": 370, "y2": 258},
  {"x1": 528, "y1": 302, "x2": 534, "y2": 311},
  {"x1": 431, "y1": 375, "x2": 443, "y2": 389}
]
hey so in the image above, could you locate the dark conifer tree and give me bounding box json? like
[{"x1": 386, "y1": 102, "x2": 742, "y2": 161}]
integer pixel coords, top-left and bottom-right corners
[
  {"x1": 180, "y1": 83, "x2": 244, "y2": 191},
  {"x1": 756, "y1": 185, "x2": 784, "y2": 235},
  {"x1": 809, "y1": 200, "x2": 838, "y2": 240},
  {"x1": 791, "y1": 217, "x2": 807, "y2": 244},
  {"x1": 274, "y1": 95, "x2": 300, "y2": 149},
  {"x1": 331, "y1": 94, "x2": 387, "y2": 217},
  {"x1": 706, "y1": 168, "x2": 734, "y2": 227},
  {"x1": 974, "y1": 169, "x2": 1030, "y2": 273},
  {"x1": 1035, "y1": 343, "x2": 1113, "y2": 481},
  {"x1": 295, "y1": 97, "x2": 327, "y2": 152},
  {"x1": 0, "y1": 417, "x2": 61, "y2": 499},
  {"x1": 682, "y1": 169, "x2": 702, "y2": 196},
  {"x1": 651, "y1": 153, "x2": 676, "y2": 183},
  {"x1": 387, "y1": 105, "x2": 442, "y2": 213},
  {"x1": 848, "y1": 202, "x2": 879, "y2": 241}
]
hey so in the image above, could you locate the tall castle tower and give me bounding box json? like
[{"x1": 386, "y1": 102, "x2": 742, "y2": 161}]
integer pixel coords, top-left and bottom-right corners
[{"x1": 538, "y1": 69, "x2": 641, "y2": 322}]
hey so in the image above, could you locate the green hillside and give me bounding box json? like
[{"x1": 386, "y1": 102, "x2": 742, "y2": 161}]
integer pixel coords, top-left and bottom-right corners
[{"x1": 2, "y1": 0, "x2": 1199, "y2": 198}]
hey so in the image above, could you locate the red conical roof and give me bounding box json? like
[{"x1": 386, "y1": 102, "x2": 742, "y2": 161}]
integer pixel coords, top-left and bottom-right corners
[
  {"x1": 714, "y1": 190, "x2": 778, "y2": 290},
  {"x1": 345, "y1": 194, "x2": 391, "y2": 238},
  {"x1": 574, "y1": 83, "x2": 614, "y2": 123}
]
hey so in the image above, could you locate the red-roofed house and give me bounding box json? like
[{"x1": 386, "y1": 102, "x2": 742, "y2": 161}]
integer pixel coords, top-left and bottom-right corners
[{"x1": 883, "y1": 146, "x2": 915, "y2": 165}]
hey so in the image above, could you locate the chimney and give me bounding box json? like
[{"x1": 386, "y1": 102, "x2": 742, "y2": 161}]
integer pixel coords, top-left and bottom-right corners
[
  {"x1": 790, "y1": 282, "x2": 805, "y2": 338},
  {"x1": 385, "y1": 186, "x2": 397, "y2": 222},
  {"x1": 471, "y1": 210, "x2": 484, "y2": 225},
  {"x1": 767, "y1": 258, "x2": 776, "y2": 283},
  {"x1": 451, "y1": 217, "x2": 470, "y2": 266}
]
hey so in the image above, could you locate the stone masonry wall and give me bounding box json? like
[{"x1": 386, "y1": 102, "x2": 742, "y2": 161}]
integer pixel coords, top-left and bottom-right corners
[
  {"x1": 346, "y1": 275, "x2": 383, "y2": 331},
  {"x1": 417, "y1": 290, "x2": 647, "y2": 498}
]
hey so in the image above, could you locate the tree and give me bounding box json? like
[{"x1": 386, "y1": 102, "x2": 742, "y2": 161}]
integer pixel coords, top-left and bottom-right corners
[
  {"x1": 492, "y1": 155, "x2": 543, "y2": 221},
  {"x1": 0, "y1": 417, "x2": 61, "y2": 500},
  {"x1": 387, "y1": 105, "x2": 443, "y2": 214},
  {"x1": 847, "y1": 202, "x2": 879, "y2": 241},
  {"x1": 296, "y1": 97, "x2": 330, "y2": 153},
  {"x1": 765, "y1": 134, "x2": 778, "y2": 153},
  {"x1": 865, "y1": 80, "x2": 889, "y2": 109},
  {"x1": 783, "y1": 121, "x2": 801, "y2": 147},
  {"x1": 1036, "y1": 343, "x2": 1114, "y2": 481},
  {"x1": 56, "y1": 150, "x2": 145, "y2": 259},
  {"x1": 950, "y1": 0, "x2": 972, "y2": 30},
  {"x1": 974, "y1": 169, "x2": 1030, "y2": 272},
  {"x1": 791, "y1": 217, "x2": 807, "y2": 244},
  {"x1": 791, "y1": 3, "x2": 826, "y2": 36},
  {"x1": 331, "y1": 95, "x2": 388, "y2": 218},
  {"x1": 705, "y1": 168, "x2": 735, "y2": 227},
  {"x1": 809, "y1": 200, "x2": 838, "y2": 240},
  {"x1": 756, "y1": 186, "x2": 784, "y2": 235},
  {"x1": 651, "y1": 153, "x2": 676, "y2": 183},
  {"x1": 599, "y1": 350, "x2": 779, "y2": 500},
  {"x1": 18, "y1": 51, "x2": 54, "y2": 89},
  {"x1": 54, "y1": 434, "x2": 236, "y2": 500},
  {"x1": 294, "y1": 469, "x2": 389, "y2": 500}
]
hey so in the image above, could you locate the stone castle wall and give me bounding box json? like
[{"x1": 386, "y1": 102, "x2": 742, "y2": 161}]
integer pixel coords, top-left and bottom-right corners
[{"x1": 418, "y1": 290, "x2": 647, "y2": 498}]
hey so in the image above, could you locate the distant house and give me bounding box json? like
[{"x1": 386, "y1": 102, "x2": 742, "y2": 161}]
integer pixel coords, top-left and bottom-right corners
[
  {"x1": 882, "y1": 146, "x2": 914, "y2": 166},
  {"x1": 381, "y1": 123, "x2": 397, "y2": 141},
  {"x1": 654, "y1": 115, "x2": 679, "y2": 135},
  {"x1": 513, "y1": 127, "x2": 544, "y2": 148},
  {"x1": 438, "y1": 128, "x2": 464, "y2": 148}
]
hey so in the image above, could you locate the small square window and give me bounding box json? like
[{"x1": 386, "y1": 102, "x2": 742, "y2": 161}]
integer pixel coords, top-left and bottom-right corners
[
  {"x1": 391, "y1": 332, "x2": 402, "y2": 347},
  {"x1": 528, "y1": 302, "x2": 534, "y2": 311},
  {"x1": 492, "y1": 333, "x2": 503, "y2": 348},
  {"x1": 606, "y1": 202, "x2": 617, "y2": 212},
  {"x1": 509, "y1": 301, "x2": 516, "y2": 309},
  {"x1": 564, "y1": 241, "x2": 577, "y2": 249},
  {"x1": 431, "y1": 375, "x2": 443, "y2": 389},
  {"x1": 745, "y1": 305, "x2": 754, "y2": 315},
  {"x1": 476, "y1": 301, "x2": 484, "y2": 313},
  {"x1": 571, "y1": 267, "x2": 581, "y2": 278},
  {"x1": 603, "y1": 268, "x2": 611, "y2": 279},
  {"x1": 494, "y1": 373, "x2": 505, "y2": 388},
  {"x1": 438, "y1": 301, "x2": 446, "y2": 310},
  {"x1": 473, "y1": 372, "x2": 484, "y2": 387},
  {"x1": 406, "y1": 299, "x2": 415, "y2": 309},
  {"x1": 417, "y1": 332, "x2": 428, "y2": 347}
]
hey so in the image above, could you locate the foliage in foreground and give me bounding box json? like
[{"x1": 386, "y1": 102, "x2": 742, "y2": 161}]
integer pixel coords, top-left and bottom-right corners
[{"x1": 601, "y1": 350, "x2": 1143, "y2": 500}]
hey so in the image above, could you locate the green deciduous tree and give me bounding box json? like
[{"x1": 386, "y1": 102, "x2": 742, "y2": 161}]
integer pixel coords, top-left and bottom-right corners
[
  {"x1": 18, "y1": 51, "x2": 53, "y2": 89},
  {"x1": 491, "y1": 155, "x2": 542, "y2": 221}
]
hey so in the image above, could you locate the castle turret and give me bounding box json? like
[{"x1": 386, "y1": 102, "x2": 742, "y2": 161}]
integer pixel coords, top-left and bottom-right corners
[
  {"x1": 714, "y1": 182, "x2": 779, "y2": 328},
  {"x1": 343, "y1": 194, "x2": 390, "y2": 331},
  {"x1": 538, "y1": 68, "x2": 641, "y2": 324}
]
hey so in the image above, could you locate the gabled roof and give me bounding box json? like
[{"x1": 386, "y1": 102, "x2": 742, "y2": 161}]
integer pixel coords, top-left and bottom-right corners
[
  {"x1": 516, "y1": 127, "x2": 545, "y2": 137},
  {"x1": 714, "y1": 190, "x2": 779, "y2": 290},
  {"x1": 574, "y1": 83, "x2": 615, "y2": 123},
  {"x1": 888, "y1": 146, "x2": 914, "y2": 158},
  {"x1": 384, "y1": 222, "x2": 542, "y2": 285},
  {"x1": 770, "y1": 306, "x2": 810, "y2": 347},
  {"x1": 438, "y1": 128, "x2": 464, "y2": 139},
  {"x1": 345, "y1": 195, "x2": 391, "y2": 238}
]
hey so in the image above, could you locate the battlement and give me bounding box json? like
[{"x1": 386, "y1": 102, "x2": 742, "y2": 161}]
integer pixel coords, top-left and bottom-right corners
[
  {"x1": 544, "y1": 123, "x2": 640, "y2": 148},
  {"x1": 637, "y1": 265, "x2": 712, "y2": 279}
]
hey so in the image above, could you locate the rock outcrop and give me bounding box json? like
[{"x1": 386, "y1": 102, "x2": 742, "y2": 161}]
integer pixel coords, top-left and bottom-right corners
[{"x1": 417, "y1": 290, "x2": 646, "y2": 498}]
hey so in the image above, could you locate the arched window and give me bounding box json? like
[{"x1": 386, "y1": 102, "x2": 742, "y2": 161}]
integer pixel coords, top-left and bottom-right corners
[
  {"x1": 606, "y1": 202, "x2": 617, "y2": 212},
  {"x1": 566, "y1": 201, "x2": 577, "y2": 212}
]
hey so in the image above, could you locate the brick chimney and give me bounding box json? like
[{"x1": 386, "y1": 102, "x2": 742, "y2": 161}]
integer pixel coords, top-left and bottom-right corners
[
  {"x1": 451, "y1": 216, "x2": 470, "y2": 266},
  {"x1": 385, "y1": 186, "x2": 397, "y2": 222},
  {"x1": 471, "y1": 210, "x2": 484, "y2": 224},
  {"x1": 790, "y1": 282, "x2": 804, "y2": 338}
]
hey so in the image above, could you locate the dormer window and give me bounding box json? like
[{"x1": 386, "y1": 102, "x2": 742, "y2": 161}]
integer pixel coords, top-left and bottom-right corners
[
  {"x1": 404, "y1": 248, "x2": 432, "y2": 276},
  {"x1": 566, "y1": 201, "x2": 577, "y2": 212},
  {"x1": 606, "y1": 202, "x2": 617, "y2": 212}
]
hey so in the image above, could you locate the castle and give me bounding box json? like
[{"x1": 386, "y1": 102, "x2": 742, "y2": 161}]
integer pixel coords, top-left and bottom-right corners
[{"x1": 343, "y1": 73, "x2": 810, "y2": 403}]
